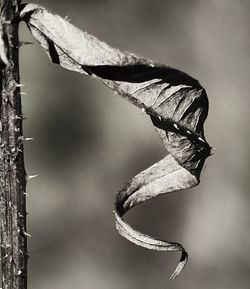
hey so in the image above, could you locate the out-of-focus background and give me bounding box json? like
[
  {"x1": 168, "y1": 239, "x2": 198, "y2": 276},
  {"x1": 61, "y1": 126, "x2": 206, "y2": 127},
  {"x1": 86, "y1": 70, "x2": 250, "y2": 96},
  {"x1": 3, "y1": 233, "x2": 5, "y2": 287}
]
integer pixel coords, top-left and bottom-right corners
[{"x1": 19, "y1": 0, "x2": 249, "y2": 288}]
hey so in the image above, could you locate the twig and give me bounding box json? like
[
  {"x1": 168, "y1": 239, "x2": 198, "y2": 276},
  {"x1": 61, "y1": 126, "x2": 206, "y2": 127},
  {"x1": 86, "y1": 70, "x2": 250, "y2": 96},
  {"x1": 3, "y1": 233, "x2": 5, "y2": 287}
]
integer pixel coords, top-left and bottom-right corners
[{"x1": 0, "y1": 0, "x2": 28, "y2": 288}]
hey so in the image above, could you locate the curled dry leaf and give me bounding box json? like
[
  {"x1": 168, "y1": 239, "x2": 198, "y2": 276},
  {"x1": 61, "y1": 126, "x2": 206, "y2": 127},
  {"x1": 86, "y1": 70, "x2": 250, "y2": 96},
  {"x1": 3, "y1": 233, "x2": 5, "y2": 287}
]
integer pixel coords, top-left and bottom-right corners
[{"x1": 20, "y1": 4, "x2": 212, "y2": 279}]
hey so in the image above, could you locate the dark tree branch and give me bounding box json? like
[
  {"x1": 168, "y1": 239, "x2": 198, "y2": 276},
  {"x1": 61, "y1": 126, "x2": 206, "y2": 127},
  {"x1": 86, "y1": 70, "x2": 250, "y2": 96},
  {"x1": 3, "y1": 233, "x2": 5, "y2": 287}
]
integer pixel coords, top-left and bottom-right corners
[{"x1": 0, "y1": 0, "x2": 28, "y2": 288}]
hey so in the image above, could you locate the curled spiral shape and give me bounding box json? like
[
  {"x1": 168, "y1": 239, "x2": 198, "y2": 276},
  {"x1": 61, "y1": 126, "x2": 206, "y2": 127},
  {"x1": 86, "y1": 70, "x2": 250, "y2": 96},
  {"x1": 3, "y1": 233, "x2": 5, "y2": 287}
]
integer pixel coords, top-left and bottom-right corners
[{"x1": 21, "y1": 4, "x2": 212, "y2": 279}]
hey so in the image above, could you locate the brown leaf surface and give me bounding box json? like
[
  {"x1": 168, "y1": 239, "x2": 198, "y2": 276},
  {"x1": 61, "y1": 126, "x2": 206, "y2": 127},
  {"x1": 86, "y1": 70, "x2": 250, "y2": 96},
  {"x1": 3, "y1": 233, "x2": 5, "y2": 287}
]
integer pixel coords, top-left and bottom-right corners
[{"x1": 20, "y1": 4, "x2": 212, "y2": 279}]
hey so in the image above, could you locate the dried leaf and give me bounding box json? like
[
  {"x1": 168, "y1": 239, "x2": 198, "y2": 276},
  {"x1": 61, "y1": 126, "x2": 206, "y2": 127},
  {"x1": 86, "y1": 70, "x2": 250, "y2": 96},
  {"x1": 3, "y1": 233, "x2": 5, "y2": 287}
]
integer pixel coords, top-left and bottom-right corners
[{"x1": 20, "y1": 4, "x2": 212, "y2": 279}]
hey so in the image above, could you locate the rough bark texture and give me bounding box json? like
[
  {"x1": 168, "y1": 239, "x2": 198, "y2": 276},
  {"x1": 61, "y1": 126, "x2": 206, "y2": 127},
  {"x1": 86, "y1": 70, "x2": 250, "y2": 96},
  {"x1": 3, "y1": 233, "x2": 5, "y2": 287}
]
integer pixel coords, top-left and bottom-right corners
[{"x1": 0, "y1": 1, "x2": 27, "y2": 288}]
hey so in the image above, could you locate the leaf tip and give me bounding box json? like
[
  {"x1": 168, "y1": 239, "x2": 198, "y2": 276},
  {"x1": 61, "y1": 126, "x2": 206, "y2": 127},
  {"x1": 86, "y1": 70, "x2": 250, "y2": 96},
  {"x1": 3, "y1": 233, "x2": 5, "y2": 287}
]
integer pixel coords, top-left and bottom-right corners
[{"x1": 169, "y1": 251, "x2": 188, "y2": 280}]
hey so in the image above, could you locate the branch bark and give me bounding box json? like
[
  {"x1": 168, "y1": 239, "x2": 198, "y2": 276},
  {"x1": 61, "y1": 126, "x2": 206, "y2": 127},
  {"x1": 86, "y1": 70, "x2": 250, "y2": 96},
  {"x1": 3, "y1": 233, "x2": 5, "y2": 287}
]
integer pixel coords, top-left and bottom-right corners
[{"x1": 0, "y1": 1, "x2": 27, "y2": 288}]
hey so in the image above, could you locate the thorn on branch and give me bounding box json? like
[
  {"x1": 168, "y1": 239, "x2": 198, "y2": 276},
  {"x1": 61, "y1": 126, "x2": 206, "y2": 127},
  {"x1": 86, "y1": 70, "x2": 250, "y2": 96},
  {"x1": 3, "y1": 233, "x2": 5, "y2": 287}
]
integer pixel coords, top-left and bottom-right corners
[
  {"x1": 22, "y1": 231, "x2": 31, "y2": 238},
  {"x1": 18, "y1": 41, "x2": 33, "y2": 47},
  {"x1": 25, "y1": 174, "x2": 38, "y2": 182}
]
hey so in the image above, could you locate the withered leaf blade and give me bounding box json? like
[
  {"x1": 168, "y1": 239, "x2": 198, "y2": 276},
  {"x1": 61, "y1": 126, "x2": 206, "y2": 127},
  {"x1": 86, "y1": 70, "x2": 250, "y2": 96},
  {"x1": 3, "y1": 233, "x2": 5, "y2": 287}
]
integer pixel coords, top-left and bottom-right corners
[{"x1": 20, "y1": 4, "x2": 212, "y2": 279}]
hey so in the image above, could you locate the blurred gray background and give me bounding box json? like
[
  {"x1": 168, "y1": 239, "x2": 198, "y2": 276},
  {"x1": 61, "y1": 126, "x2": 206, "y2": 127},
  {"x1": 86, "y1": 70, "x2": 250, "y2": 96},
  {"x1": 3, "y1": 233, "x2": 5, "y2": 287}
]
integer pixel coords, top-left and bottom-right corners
[{"x1": 19, "y1": 0, "x2": 249, "y2": 288}]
